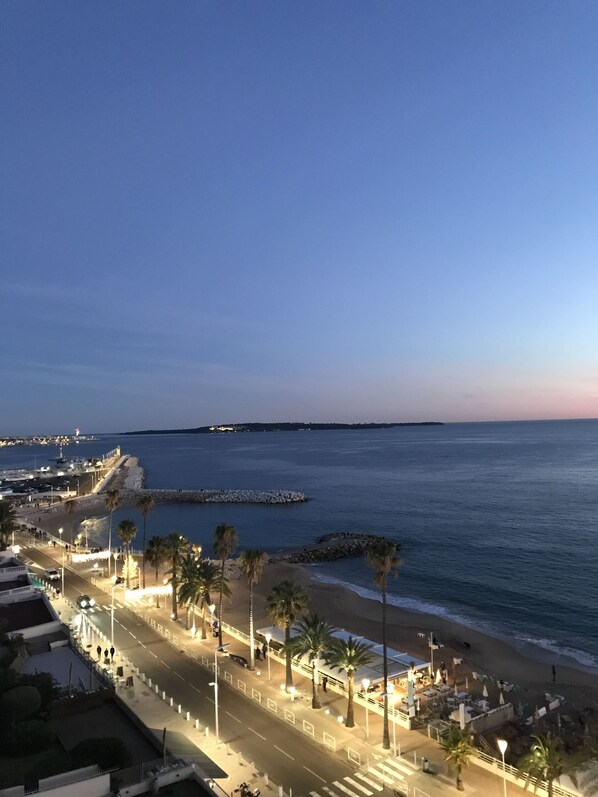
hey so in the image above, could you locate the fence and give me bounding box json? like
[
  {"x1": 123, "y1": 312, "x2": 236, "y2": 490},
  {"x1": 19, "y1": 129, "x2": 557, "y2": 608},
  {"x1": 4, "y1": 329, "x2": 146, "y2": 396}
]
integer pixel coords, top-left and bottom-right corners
[{"x1": 473, "y1": 750, "x2": 582, "y2": 797}]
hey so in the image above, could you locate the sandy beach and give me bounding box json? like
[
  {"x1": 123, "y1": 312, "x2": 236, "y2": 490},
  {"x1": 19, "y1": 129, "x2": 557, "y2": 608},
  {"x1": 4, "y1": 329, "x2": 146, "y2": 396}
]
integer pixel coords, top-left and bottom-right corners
[{"x1": 19, "y1": 458, "x2": 598, "y2": 726}]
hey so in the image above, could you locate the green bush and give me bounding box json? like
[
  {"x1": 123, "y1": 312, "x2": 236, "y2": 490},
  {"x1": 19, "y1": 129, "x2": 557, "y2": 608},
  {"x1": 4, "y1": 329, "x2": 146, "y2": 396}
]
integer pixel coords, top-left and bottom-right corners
[
  {"x1": 0, "y1": 720, "x2": 56, "y2": 756},
  {"x1": 18, "y1": 673, "x2": 57, "y2": 708},
  {"x1": 27, "y1": 749, "x2": 72, "y2": 783},
  {"x1": 0, "y1": 685, "x2": 41, "y2": 722},
  {"x1": 70, "y1": 737, "x2": 131, "y2": 770}
]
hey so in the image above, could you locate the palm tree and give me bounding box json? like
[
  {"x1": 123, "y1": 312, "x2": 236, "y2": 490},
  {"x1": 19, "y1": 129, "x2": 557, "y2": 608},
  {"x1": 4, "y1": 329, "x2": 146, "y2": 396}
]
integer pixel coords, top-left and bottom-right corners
[
  {"x1": 440, "y1": 726, "x2": 475, "y2": 791},
  {"x1": 136, "y1": 494, "x2": 154, "y2": 589},
  {"x1": 164, "y1": 532, "x2": 189, "y2": 621},
  {"x1": 104, "y1": 489, "x2": 121, "y2": 575},
  {"x1": 117, "y1": 519, "x2": 137, "y2": 587},
  {"x1": 178, "y1": 554, "x2": 230, "y2": 637},
  {"x1": 0, "y1": 502, "x2": 17, "y2": 551},
  {"x1": 145, "y1": 535, "x2": 168, "y2": 607},
  {"x1": 286, "y1": 614, "x2": 336, "y2": 709},
  {"x1": 364, "y1": 538, "x2": 401, "y2": 749},
  {"x1": 213, "y1": 523, "x2": 238, "y2": 646},
  {"x1": 519, "y1": 733, "x2": 579, "y2": 797},
  {"x1": 238, "y1": 550, "x2": 269, "y2": 669},
  {"x1": 64, "y1": 499, "x2": 76, "y2": 543},
  {"x1": 266, "y1": 580, "x2": 309, "y2": 691},
  {"x1": 326, "y1": 636, "x2": 374, "y2": 727}
]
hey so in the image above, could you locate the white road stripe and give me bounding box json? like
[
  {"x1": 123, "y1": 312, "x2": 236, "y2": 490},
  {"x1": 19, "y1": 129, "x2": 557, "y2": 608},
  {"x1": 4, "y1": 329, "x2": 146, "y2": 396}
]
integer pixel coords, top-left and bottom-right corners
[
  {"x1": 190, "y1": 685, "x2": 202, "y2": 694},
  {"x1": 383, "y1": 759, "x2": 414, "y2": 777},
  {"x1": 322, "y1": 788, "x2": 341, "y2": 797},
  {"x1": 274, "y1": 745, "x2": 294, "y2": 760},
  {"x1": 356, "y1": 773, "x2": 383, "y2": 791},
  {"x1": 248, "y1": 727, "x2": 266, "y2": 740},
  {"x1": 225, "y1": 711, "x2": 241, "y2": 723},
  {"x1": 333, "y1": 781, "x2": 361, "y2": 797},
  {"x1": 160, "y1": 661, "x2": 171, "y2": 669},
  {"x1": 305, "y1": 769, "x2": 326, "y2": 783},
  {"x1": 345, "y1": 777, "x2": 373, "y2": 795}
]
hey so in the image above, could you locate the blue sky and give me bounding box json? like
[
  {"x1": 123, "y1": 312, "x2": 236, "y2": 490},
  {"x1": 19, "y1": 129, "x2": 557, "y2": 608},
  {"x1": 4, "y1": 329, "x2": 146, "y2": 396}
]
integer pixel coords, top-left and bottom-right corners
[{"x1": 2, "y1": 1, "x2": 598, "y2": 433}]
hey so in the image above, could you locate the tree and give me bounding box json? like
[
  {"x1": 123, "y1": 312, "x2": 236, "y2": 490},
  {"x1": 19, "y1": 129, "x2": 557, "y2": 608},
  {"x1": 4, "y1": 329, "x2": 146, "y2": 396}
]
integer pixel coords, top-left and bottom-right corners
[
  {"x1": 164, "y1": 533, "x2": 189, "y2": 621},
  {"x1": 266, "y1": 580, "x2": 309, "y2": 692},
  {"x1": 121, "y1": 554, "x2": 137, "y2": 589},
  {"x1": 145, "y1": 536, "x2": 168, "y2": 607},
  {"x1": 213, "y1": 523, "x2": 238, "y2": 646},
  {"x1": 104, "y1": 490, "x2": 121, "y2": 575},
  {"x1": 117, "y1": 519, "x2": 137, "y2": 587},
  {"x1": 0, "y1": 503, "x2": 17, "y2": 551},
  {"x1": 519, "y1": 733, "x2": 579, "y2": 797},
  {"x1": 286, "y1": 614, "x2": 336, "y2": 709},
  {"x1": 364, "y1": 538, "x2": 401, "y2": 749},
  {"x1": 326, "y1": 636, "x2": 374, "y2": 727},
  {"x1": 238, "y1": 550, "x2": 269, "y2": 669},
  {"x1": 440, "y1": 726, "x2": 475, "y2": 791},
  {"x1": 178, "y1": 554, "x2": 230, "y2": 637},
  {"x1": 136, "y1": 494, "x2": 154, "y2": 589}
]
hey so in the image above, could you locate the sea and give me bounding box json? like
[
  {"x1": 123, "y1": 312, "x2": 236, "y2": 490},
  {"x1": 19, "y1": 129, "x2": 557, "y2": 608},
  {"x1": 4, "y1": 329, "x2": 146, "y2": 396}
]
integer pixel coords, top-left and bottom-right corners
[{"x1": 3, "y1": 420, "x2": 598, "y2": 672}]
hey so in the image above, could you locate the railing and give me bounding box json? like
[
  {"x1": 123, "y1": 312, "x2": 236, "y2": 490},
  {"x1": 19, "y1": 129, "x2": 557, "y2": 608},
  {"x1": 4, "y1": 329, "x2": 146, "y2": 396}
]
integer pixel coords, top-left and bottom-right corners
[{"x1": 474, "y1": 750, "x2": 582, "y2": 797}]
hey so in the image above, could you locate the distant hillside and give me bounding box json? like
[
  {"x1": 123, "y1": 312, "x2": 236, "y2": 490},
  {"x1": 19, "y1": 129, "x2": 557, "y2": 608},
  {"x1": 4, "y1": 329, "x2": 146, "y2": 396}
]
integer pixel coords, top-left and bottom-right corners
[{"x1": 123, "y1": 421, "x2": 443, "y2": 435}]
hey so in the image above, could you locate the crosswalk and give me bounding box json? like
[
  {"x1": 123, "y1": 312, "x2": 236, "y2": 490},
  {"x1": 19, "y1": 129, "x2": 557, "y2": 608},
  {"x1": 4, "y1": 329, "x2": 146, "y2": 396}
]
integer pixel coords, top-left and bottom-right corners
[{"x1": 311, "y1": 756, "x2": 416, "y2": 797}]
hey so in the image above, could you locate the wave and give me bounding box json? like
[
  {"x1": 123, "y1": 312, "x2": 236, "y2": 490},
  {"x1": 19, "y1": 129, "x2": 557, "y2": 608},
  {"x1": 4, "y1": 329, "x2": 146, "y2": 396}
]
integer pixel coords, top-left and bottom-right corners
[{"x1": 311, "y1": 571, "x2": 598, "y2": 673}]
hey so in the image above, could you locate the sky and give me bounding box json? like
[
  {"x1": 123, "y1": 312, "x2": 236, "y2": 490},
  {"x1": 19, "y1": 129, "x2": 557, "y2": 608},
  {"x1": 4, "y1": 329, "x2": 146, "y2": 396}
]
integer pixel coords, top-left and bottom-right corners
[{"x1": 2, "y1": 1, "x2": 598, "y2": 434}]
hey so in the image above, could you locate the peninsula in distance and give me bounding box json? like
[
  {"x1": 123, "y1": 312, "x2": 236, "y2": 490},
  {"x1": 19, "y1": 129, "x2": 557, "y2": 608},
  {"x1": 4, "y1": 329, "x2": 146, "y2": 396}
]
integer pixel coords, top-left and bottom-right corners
[{"x1": 124, "y1": 421, "x2": 443, "y2": 435}]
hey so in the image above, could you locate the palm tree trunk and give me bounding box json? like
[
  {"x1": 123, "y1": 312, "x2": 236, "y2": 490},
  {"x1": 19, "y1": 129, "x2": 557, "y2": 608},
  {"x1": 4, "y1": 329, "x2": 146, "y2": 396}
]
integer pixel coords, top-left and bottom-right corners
[
  {"x1": 248, "y1": 582, "x2": 255, "y2": 670},
  {"x1": 285, "y1": 623, "x2": 293, "y2": 691},
  {"x1": 108, "y1": 512, "x2": 113, "y2": 576},
  {"x1": 125, "y1": 543, "x2": 130, "y2": 588},
  {"x1": 218, "y1": 560, "x2": 225, "y2": 647},
  {"x1": 312, "y1": 663, "x2": 321, "y2": 709},
  {"x1": 142, "y1": 517, "x2": 146, "y2": 589},
  {"x1": 201, "y1": 603, "x2": 208, "y2": 639},
  {"x1": 172, "y1": 555, "x2": 178, "y2": 620},
  {"x1": 456, "y1": 766, "x2": 464, "y2": 791},
  {"x1": 155, "y1": 565, "x2": 160, "y2": 608},
  {"x1": 382, "y1": 579, "x2": 390, "y2": 749},
  {"x1": 346, "y1": 671, "x2": 355, "y2": 727}
]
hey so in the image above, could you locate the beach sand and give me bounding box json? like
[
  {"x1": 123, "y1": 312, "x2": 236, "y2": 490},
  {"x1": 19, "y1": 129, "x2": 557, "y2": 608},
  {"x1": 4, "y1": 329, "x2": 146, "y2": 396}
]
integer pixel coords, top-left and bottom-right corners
[{"x1": 20, "y1": 469, "x2": 598, "y2": 723}]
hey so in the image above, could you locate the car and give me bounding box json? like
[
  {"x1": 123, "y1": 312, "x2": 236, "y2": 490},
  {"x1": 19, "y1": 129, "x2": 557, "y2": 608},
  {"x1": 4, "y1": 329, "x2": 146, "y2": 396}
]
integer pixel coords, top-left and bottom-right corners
[
  {"x1": 76, "y1": 595, "x2": 96, "y2": 610},
  {"x1": 45, "y1": 568, "x2": 60, "y2": 581}
]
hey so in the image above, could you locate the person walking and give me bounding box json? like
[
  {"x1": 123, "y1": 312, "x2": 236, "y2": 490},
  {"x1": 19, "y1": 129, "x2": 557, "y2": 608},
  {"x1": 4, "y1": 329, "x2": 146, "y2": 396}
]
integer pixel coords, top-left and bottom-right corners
[
  {"x1": 104, "y1": 648, "x2": 109, "y2": 662},
  {"x1": 110, "y1": 646, "x2": 115, "y2": 661},
  {"x1": 96, "y1": 644, "x2": 102, "y2": 660},
  {"x1": 322, "y1": 676, "x2": 328, "y2": 693}
]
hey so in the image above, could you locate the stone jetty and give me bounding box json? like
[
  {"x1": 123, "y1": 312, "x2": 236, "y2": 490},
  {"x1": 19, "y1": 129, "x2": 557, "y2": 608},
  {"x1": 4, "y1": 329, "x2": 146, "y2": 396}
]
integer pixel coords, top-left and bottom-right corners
[
  {"x1": 126, "y1": 488, "x2": 308, "y2": 505},
  {"x1": 271, "y1": 532, "x2": 400, "y2": 564}
]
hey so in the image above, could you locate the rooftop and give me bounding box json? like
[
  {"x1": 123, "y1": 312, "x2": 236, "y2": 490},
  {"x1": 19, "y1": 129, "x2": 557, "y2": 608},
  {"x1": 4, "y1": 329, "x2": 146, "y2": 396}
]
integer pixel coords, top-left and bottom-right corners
[{"x1": 0, "y1": 594, "x2": 56, "y2": 633}]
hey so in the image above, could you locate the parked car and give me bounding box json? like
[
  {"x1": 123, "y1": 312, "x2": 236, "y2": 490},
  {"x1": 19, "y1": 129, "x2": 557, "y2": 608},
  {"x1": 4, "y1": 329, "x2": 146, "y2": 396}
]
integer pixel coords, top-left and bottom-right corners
[{"x1": 45, "y1": 568, "x2": 60, "y2": 581}]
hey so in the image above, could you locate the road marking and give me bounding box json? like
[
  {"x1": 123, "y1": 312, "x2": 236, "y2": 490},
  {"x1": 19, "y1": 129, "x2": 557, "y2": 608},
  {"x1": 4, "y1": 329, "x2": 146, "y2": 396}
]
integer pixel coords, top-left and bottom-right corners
[
  {"x1": 120, "y1": 623, "x2": 128, "y2": 631},
  {"x1": 304, "y1": 768, "x2": 326, "y2": 783},
  {"x1": 345, "y1": 778, "x2": 373, "y2": 795},
  {"x1": 174, "y1": 672, "x2": 185, "y2": 680},
  {"x1": 130, "y1": 634, "x2": 137, "y2": 641},
  {"x1": 382, "y1": 759, "x2": 414, "y2": 777},
  {"x1": 274, "y1": 745, "x2": 294, "y2": 760},
  {"x1": 226, "y1": 711, "x2": 242, "y2": 724},
  {"x1": 323, "y1": 788, "x2": 341, "y2": 797},
  {"x1": 115, "y1": 602, "x2": 124, "y2": 608},
  {"x1": 190, "y1": 685, "x2": 202, "y2": 694},
  {"x1": 149, "y1": 651, "x2": 159, "y2": 658},
  {"x1": 355, "y1": 773, "x2": 383, "y2": 791},
  {"x1": 333, "y1": 782, "x2": 362, "y2": 797},
  {"x1": 248, "y1": 727, "x2": 266, "y2": 740},
  {"x1": 206, "y1": 697, "x2": 215, "y2": 705},
  {"x1": 160, "y1": 661, "x2": 171, "y2": 669}
]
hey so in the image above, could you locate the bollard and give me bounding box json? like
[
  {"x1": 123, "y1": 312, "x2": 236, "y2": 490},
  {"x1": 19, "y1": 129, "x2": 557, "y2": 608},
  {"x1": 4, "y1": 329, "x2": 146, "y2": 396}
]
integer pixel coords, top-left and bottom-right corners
[
  {"x1": 205, "y1": 727, "x2": 209, "y2": 737},
  {"x1": 162, "y1": 691, "x2": 166, "y2": 700},
  {"x1": 264, "y1": 774, "x2": 269, "y2": 787},
  {"x1": 141, "y1": 673, "x2": 146, "y2": 683},
  {"x1": 186, "y1": 711, "x2": 190, "y2": 721},
  {"x1": 170, "y1": 697, "x2": 174, "y2": 707},
  {"x1": 195, "y1": 719, "x2": 199, "y2": 730},
  {"x1": 148, "y1": 678, "x2": 152, "y2": 688},
  {"x1": 178, "y1": 704, "x2": 181, "y2": 714},
  {"x1": 278, "y1": 786, "x2": 283, "y2": 797},
  {"x1": 155, "y1": 684, "x2": 159, "y2": 694}
]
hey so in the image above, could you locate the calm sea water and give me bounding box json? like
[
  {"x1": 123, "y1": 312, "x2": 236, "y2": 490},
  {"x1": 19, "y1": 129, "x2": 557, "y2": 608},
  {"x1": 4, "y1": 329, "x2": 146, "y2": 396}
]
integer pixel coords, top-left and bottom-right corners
[{"x1": 3, "y1": 420, "x2": 598, "y2": 670}]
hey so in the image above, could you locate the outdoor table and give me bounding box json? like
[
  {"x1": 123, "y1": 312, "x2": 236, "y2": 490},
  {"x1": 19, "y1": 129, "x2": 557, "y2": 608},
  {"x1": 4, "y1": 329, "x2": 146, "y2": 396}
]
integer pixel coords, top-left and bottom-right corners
[
  {"x1": 423, "y1": 689, "x2": 438, "y2": 698},
  {"x1": 456, "y1": 691, "x2": 469, "y2": 699},
  {"x1": 437, "y1": 684, "x2": 451, "y2": 693}
]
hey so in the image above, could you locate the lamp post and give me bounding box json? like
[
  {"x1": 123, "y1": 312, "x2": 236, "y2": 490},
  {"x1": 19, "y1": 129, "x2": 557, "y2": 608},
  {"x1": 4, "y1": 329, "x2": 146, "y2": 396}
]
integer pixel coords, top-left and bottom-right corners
[
  {"x1": 111, "y1": 583, "x2": 115, "y2": 647},
  {"x1": 265, "y1": 633, "x2": 271, "y2": 681},
  {"x1": 58, "y1": 528, "x2": 64, "y2": 596},
  {"x1": 362, "y1": 678, "x2": 370, "y2": 739},
  {"x1": 210, "y1": 643, "x2": 229, "y2": 739},
  {"x1": 388, "y1": 683, "x2": 397, "y2": 756},
  {"x1": 497, "y1": 739, "x2": 508, "y2": 797}
]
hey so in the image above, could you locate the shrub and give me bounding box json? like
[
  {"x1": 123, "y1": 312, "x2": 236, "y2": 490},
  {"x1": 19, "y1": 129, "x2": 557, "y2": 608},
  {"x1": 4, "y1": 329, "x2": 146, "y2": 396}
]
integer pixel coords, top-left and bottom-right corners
[
  {"x1": 70, "y1": 737, "x2": 131, "y2": 770},
  {"x1": 0, "y1": 685, "x2": 41, "y2": 722},
  {"x1": 0, "y1": 720, "x2": 56, "y2": 756}
]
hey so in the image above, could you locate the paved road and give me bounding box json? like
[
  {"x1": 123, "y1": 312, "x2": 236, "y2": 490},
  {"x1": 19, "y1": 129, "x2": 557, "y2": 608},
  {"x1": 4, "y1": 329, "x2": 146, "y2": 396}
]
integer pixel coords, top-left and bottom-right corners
[{"x1": 25, "y1": 545, "x2": 357, "y2": 796}]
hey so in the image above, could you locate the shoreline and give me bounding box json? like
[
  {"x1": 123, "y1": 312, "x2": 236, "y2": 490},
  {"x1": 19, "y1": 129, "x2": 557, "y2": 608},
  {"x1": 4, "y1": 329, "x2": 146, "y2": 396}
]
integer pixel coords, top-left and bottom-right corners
[{"x1": 18, "y1": 458, "x2": 598, "y2": 718}]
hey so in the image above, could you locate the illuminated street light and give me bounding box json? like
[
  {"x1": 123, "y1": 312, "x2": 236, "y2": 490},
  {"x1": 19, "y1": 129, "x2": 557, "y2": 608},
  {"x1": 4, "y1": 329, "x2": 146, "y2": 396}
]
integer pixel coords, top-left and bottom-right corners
[
  {"x1": 265, "y1": 632, "x2": 271, "y2": 681},
  {"x1": 497, "y1": 739, "x2": 508, "y2": 797},
  {"x1": 58, "y1": 528, "x2": 64, "y2": 596},
  {"x1": 362, "y1": 678, "x2": 371, "y2": 739}
]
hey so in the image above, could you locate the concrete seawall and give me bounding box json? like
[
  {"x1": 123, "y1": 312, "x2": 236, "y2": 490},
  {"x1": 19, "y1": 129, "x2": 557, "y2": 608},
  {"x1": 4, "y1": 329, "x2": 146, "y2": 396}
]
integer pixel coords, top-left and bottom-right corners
[
  {"x1": 124, "y1": 488, "x2": 308, "y2": 504},
  {"x1": 270, "y1": 532, "x2": 400, "y2": 563}
]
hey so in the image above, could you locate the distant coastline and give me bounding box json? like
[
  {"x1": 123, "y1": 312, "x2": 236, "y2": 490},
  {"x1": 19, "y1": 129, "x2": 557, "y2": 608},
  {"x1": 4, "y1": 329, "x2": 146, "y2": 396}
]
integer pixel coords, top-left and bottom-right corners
[{"x1": 123, "y1": 421, "x2": 443, "y2": 435}]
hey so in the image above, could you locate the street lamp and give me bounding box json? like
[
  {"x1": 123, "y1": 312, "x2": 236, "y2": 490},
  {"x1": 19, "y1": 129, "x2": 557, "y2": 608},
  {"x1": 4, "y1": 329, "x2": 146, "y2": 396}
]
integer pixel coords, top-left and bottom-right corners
[
  {"x1": 58, "y1": 528, "x2": 64, "y2": 596},
  {"x1": 387, "y1": 683, "x2": 397, "y2": 757},
  {"x1": 210, "y1": 643, "x2": 229, "y2": 739},
  {"x1": 265, "y1": 633, "x2": 272, "y2": 681},
  {"x1": 111, "y1": 582, "x2": 115, "y2": 647},
  {"x1": 497, "y1": 739, "x2": 508, "y2": 797},
  {"x1": 362, "y1": 678, "x2": 370, "y2": 739}
]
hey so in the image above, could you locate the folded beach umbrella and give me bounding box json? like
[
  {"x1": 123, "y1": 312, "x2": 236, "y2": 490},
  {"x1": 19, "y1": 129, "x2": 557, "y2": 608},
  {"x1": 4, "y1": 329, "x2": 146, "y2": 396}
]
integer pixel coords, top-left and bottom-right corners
[
  {"x1": 435, "y1": 668, "x2": 442, "y2": 685},
  {"x1": 482, "y1": 684, "x2": 489, "y2": 698},
  {"x1": 465, "y1": 676, "x2": 469, "y2": 691},
  {"x1": 499, "y1": 691, "x2": 505, "y2": 705}
]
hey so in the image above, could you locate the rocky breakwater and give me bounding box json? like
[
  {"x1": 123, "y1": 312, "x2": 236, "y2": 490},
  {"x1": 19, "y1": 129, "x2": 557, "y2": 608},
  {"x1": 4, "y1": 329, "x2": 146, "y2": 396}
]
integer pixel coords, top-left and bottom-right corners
[
  {"x1": 124, "y1": 488, "x2": 308, "y2": 505},
  {"x1": 271, "y1": 532, "x2": 400, "y2": 564}
]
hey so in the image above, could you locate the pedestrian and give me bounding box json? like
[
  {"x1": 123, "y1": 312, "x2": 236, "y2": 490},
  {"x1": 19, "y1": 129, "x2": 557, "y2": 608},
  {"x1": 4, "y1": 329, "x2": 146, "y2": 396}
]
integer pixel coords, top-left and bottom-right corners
[
  {"x1": 96, "y1": 644, "x2": 102, "y2": 660},
  {"x1": 322, "y1": 676, "x2": 328, "y2": 693},
  {"x1": 552, "y1": 664, "x2": 557, "y2": 683},
  {"x1": 110, "y1": 646, "x2": 115, "y2": 661},
  {"x1": 256, "y1": 647, "x2": 262, "y2": 661},
  {"x1": 262, "y1": 642, "x2": 268, "y2": 659},
  {"x1": 104, "y1": 648, "x2": 109, "y2": 662}
]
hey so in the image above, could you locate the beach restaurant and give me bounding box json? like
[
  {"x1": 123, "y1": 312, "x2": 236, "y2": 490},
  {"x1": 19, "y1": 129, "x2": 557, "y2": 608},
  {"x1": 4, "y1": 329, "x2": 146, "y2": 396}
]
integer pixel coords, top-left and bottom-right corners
[{"x1": 256, "y1": 626, "x2": 430, "y2": 691}]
